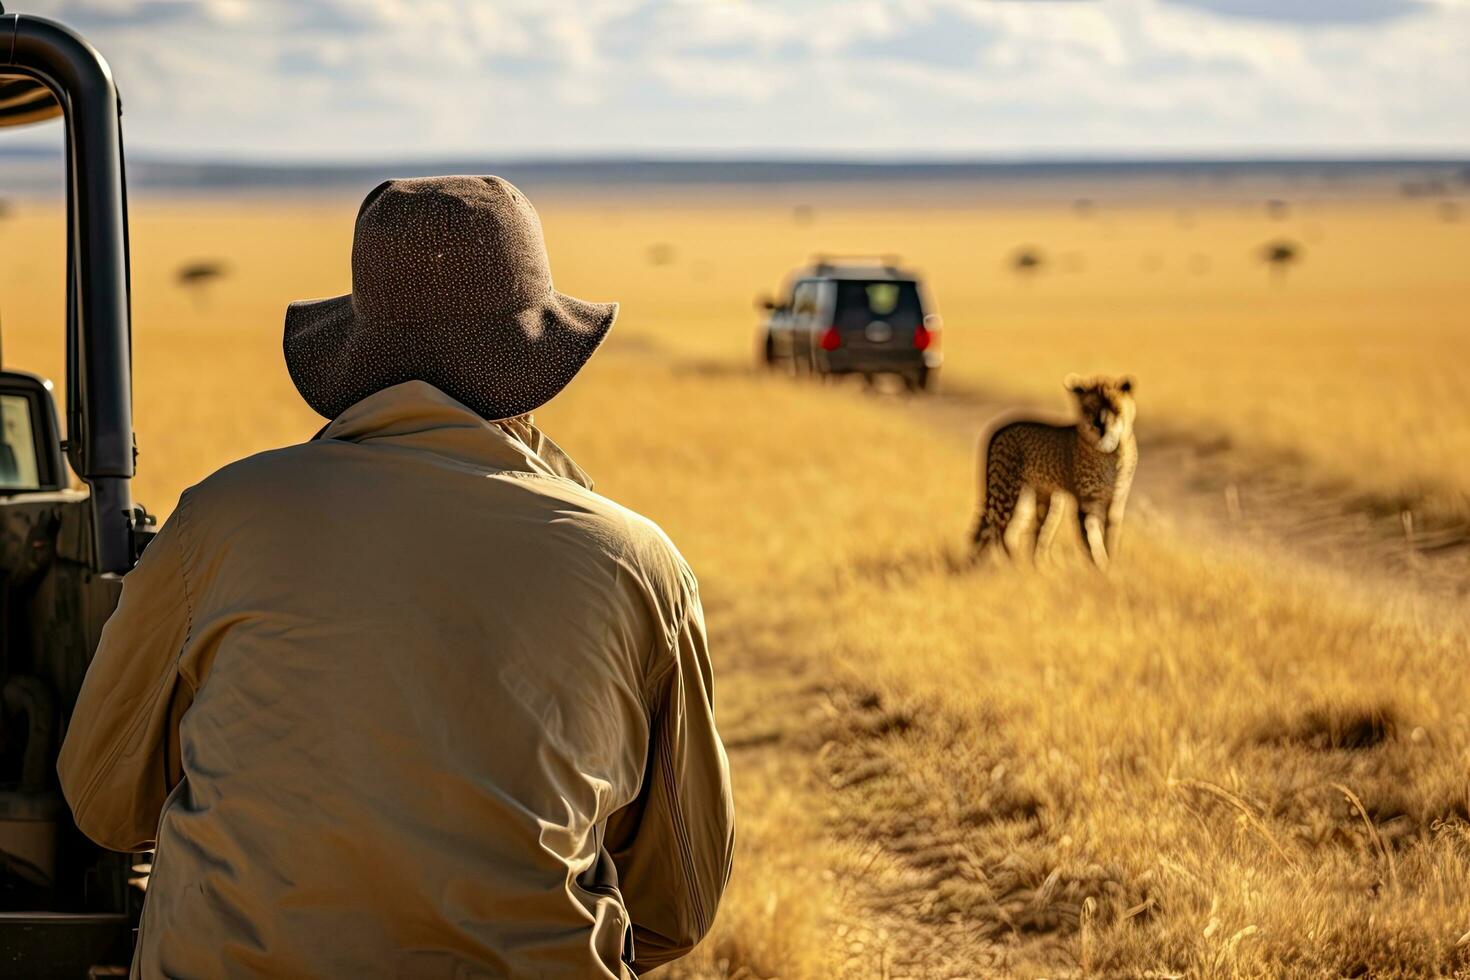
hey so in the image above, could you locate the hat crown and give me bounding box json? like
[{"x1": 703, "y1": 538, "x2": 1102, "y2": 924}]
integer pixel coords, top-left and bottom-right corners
[
  {"x1": 284, "y1": 174, "x2": 616, "y2": 422},
  {"x1": 350, "y1": 176, "x2": 552, "y2": 324}
]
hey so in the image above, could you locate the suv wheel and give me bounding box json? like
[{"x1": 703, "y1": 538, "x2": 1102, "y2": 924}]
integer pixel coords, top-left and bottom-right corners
[{"x1": 906, "y1": 367, "x2": 934, "y2": 393}]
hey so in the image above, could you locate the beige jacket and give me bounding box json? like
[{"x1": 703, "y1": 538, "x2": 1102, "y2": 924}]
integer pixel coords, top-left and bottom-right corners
[{"x1": 57, "y1": 381, "x2": 734, "y2": 979}]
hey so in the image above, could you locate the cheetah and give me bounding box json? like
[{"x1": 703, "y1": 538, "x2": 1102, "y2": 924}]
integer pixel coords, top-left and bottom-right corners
[{"x1": 971, "y1": 374, "x2": 1137, "y2": 568}]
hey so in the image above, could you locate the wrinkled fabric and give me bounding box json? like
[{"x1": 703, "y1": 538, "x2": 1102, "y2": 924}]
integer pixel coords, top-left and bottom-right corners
[{"x1": 57, "y1": 380, "x2": 734, "y2": 979}]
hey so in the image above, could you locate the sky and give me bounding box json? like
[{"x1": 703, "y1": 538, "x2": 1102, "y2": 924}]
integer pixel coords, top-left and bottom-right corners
[{"x1": 17, "y1": 0, "x2": 1470, "y2": 161}]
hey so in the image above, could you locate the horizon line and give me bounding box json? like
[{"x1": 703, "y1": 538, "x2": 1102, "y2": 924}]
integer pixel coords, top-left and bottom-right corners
[{"x1": 4, "y1": 146, "x2": 1470, "y2": 169}]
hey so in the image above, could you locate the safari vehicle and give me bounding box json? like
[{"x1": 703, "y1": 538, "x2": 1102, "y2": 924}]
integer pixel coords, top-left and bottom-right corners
[
  {"x1": 758, "y1": 255, "x2": 942, "y2": 391},
  {"x1": 0, "y1": 9, "x2": 155, "y2": 977}
]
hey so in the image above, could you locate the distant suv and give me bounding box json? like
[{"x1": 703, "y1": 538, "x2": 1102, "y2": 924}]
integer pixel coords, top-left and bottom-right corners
[{"x1": 759, "y1": 256, "x2": 942, "y2": 391}]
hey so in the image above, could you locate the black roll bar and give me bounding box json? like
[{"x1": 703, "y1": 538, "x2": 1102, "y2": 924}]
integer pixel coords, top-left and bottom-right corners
[{"x1": 2, "y1": 13, "x2": 135, "y2": 573}]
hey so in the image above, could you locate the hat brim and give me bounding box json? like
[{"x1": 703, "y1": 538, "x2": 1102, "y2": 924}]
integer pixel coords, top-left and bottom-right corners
[{"x1": 284, "y1": 290, "x2": 617, "y2": 422}]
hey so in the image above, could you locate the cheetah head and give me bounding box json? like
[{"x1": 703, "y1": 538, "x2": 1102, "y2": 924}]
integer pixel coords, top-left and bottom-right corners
[{"x1": 1065, "y1": 374, "x2": 1136, "y2": 454}]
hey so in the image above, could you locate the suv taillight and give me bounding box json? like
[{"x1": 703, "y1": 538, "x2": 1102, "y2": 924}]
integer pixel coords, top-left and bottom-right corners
[
  {"x1": 912, "y1": 324, "x2": 933, "y2": 351},
  {"x1": 819, "y1": 326, "x2": 842, "y2": 351}
]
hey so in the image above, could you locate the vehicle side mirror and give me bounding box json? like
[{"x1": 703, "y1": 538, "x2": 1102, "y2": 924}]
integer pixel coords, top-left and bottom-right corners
[
  {"x1": 756, "y1": 294, "x2": 778, "y2": 312},
  {"x1": 0, "y1": 371, "x2": 68, "y2": 493}
]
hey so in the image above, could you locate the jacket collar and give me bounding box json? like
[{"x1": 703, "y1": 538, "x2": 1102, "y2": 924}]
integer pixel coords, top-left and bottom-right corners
[{"x1": 315, "y1": 381, "x2": 593, "y2": 490}]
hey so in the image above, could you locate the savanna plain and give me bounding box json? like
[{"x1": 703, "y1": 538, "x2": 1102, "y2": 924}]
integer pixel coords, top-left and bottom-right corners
[{"x1": 2, "y1": 180, "x2": 1468, "y2": 978}]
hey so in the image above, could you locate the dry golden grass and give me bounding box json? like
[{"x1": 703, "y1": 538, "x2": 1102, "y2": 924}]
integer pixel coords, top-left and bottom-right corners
[
  {"x1": 7, "y1": 191, "x2": 1468, "y2": 512},
  {"x1": 1, "y1": 192, "x2": 1467, "y2": 976},
  {"x1": 543, "y1": 192, "x2": 1470, "y2": 522},
  {"x1": 568, "y1": 361, "x2": 1470, "y2": 978}
]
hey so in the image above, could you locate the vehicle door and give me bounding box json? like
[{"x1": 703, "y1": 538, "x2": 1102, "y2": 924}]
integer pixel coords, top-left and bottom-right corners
[
  {"x1": 765, "y1": 282, "x2": 795, "y2": 362},
  {"x1": 788, "y1": 279, "x2": 822, "y2": 372}
]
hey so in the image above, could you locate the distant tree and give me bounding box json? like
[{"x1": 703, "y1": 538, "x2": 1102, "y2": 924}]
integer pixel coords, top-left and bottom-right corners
[
  {"x1": 1260, "y1": 239, "x2": 1301, "y2": 281},
  {"x1": 176, "y1": 260, "x2": 228, "y2": 308},
  {"x1": 1011, "y1": 246, "x2": 1044, "y2": 277},
  {"x1": 645, "y1": 242, "x2": 675, "y2": 267}
]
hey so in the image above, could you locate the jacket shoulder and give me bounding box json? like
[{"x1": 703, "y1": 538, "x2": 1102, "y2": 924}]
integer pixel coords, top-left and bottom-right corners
[
  {"x1": 171, "y1": 442, "x2": 328, "y2": 508},
  {"x1": 550, "y1": 480, "x2": 697, "y2": 607}
]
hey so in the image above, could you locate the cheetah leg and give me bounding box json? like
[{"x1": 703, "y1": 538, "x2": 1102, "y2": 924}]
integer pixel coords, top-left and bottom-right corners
[
  {"x1": 1035, "y1": 492, "x2": 1067, "y2": 560},
  {"x1": 1104, "y1": 501, "x2": 1127, "y2": 559},
  {"x1": 1079, "y1": 508, "x2": 1110, "y2": 569},
  {"x1": 1003, "y1": 486, "x2": 1037, "y2": 558},
  {"x1": 1029, "y1": 497, "x2": 1049, "y2": 561}
]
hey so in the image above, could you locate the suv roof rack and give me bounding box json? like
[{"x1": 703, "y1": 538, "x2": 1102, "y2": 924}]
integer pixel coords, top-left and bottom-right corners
[{"x1": 810, "y1": 253, "x2": 905, "y2": 276}]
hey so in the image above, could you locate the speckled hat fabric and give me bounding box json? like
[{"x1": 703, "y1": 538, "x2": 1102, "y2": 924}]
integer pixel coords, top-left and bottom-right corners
[{"x1": 284, "y1": 175, "x2": 617, "y2": 421}]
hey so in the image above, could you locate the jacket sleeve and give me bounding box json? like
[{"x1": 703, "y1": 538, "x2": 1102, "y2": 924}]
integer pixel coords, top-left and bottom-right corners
[
  {"x1": 57, "y1": 503, "x2": 195, "y2": 853},
  {"x1": 605, "y1": 586, "x2": 735, "y2": 973}
]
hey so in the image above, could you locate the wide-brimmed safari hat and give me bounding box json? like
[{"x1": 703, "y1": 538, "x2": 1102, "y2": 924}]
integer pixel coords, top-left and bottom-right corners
[{"x1": 284, "y1": 175, "x2": 617, "y2": 421}]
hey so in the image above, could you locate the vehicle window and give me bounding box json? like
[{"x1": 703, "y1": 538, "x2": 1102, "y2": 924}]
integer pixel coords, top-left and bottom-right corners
[
  {"x1": 866, "y1": 283, "x2": 901, "y2": 316},
  {"x1": 0, "y1": 394, "x2": 41, "y2": 490},
  {"x1": 834, "y1": 280, "x2": 922, "y2": 327}
]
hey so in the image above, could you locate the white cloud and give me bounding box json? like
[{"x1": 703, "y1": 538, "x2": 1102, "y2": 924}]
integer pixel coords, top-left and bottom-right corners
[{"x1": 10, "y1": 0, "x2": 1470, "y2": 158}]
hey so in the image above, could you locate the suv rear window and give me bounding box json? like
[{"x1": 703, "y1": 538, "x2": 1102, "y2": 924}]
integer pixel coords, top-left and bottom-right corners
[{"x1": 834, "y1": 280, "x2": 922, "y2": 328}]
